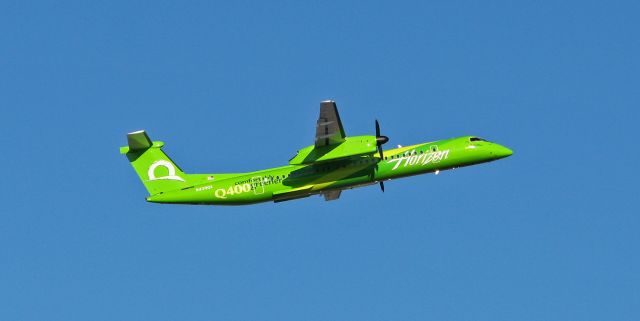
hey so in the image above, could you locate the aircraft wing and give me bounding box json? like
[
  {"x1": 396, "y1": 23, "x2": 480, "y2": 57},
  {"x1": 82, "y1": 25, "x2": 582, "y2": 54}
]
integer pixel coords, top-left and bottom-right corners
[{"x1": 315, "y1": 100, "x2": 346, "y2": 148}]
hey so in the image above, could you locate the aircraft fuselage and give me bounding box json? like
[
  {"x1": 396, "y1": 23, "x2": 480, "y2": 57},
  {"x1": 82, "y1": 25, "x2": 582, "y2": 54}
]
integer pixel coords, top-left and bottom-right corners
[{"x1": 145, "y1": 136, "x2": 512, "y2": 205}]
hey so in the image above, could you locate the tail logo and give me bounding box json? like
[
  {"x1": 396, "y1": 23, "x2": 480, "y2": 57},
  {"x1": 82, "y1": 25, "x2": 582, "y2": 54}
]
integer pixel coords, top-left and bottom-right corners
[{"x1": 148, "y1": 160, "x2": 185, "y2": 182}]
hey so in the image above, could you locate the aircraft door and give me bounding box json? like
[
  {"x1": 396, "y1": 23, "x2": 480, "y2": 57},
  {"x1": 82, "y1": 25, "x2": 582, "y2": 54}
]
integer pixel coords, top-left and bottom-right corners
[{"x1": 251, "y1": 176, "x2": 265, "y2": 195}]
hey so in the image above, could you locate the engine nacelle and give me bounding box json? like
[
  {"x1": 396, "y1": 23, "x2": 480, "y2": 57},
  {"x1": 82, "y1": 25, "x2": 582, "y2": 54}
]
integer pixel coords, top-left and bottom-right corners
[{"x1": 289, "y1": 136, "x2": 378, "y2": 165}]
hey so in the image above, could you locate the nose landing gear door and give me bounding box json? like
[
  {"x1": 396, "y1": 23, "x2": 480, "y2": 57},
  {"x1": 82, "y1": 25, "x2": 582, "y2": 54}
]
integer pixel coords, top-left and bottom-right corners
[{"x1": 251, "y1": 176, "x2": 265, "y2": 195}]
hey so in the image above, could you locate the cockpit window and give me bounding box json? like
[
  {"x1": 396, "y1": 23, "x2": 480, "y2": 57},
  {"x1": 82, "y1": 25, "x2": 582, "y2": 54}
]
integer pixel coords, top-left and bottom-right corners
[{"x1": 470, "y1": 137, "x2": 488, "y2": 142}]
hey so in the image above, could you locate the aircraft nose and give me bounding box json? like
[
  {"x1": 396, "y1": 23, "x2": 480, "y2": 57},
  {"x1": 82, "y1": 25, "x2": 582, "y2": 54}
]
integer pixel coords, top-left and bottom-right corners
[{"x1": 494, "y1": 144, "x2": 513, "y2": 158}]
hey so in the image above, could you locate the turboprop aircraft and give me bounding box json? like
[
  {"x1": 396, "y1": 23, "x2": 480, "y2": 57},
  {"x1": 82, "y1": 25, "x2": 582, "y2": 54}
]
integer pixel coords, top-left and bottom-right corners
[{"x1": 120, "y1": 100, "x2": 513, "y2": 205}]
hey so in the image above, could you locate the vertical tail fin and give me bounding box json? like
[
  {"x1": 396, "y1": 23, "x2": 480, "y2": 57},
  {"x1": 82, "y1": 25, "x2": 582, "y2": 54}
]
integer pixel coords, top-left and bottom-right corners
[{"x1": 120, "y1": 130, "x2": 192, "y2": 195}]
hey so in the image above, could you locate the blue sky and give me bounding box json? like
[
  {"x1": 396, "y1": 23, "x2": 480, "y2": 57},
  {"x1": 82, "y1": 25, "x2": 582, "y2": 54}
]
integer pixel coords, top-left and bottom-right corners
[{"x1": 1, "y1": 1, "x2": 638, "y2": 320}]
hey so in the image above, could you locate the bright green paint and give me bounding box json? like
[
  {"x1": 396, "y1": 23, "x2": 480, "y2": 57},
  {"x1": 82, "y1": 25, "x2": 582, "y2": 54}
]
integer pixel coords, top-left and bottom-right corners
[
  {"x1": 120, "y1": 127, "x2": 512, "y2": 205},
  {"x1": 289, "y1": 136, "x2": 378, "y2": 164}
]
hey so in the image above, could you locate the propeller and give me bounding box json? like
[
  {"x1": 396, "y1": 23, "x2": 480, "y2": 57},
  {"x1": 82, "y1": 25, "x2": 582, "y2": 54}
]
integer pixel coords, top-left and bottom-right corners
[
  {"x1": 374, "y1": 119, "x2": 389, "y2": 193},
  {"x1": 375, "y1": 119, "x2": 389, "y2": 159}
]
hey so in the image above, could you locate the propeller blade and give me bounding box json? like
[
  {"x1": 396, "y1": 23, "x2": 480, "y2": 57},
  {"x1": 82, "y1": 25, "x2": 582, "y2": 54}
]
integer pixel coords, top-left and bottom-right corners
[
  {"x1": 379, "y1": 181, "x2": 385, "y2": 192},
  {"x1": 374, "y1": 119, "x2": 388, "y2": 159}
]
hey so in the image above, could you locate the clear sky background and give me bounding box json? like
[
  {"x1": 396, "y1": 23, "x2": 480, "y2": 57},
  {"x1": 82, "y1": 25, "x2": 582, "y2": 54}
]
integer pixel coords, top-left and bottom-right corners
[{"x1": 1, "y1": 1, "x2": 638, "y2": 320}]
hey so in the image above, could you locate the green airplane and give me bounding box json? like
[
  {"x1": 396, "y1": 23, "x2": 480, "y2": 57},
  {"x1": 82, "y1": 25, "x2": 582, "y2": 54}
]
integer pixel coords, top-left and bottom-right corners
[{"x1": 120, "y1": 100, "x2": 513, "y2": 205}]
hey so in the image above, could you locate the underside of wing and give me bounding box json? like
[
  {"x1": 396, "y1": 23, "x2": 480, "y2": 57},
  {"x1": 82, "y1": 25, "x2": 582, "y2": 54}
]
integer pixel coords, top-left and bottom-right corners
[
  {"x1": 315, "y1": 100, "x2": 346, "y2": 148},
  {"x1": 273, "y1": 186, "x2": 314, "y2": 203}
]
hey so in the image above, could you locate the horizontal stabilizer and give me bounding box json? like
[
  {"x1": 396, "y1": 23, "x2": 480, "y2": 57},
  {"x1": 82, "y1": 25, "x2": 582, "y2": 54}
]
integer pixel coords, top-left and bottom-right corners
[
  {"x1": 120, "y1": 130, "x2": 153, "y2": 154},
  {"x1": 120, "y1": 130, "x2": 163, "y2": 154},
  {"x1": 127, "y1": 130, "x2": 152, "y2": 150}
]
